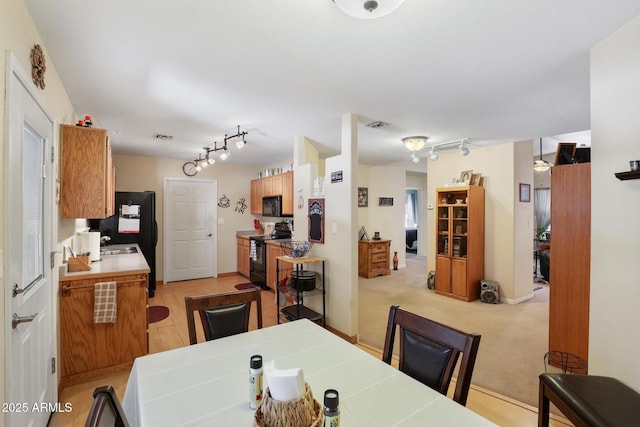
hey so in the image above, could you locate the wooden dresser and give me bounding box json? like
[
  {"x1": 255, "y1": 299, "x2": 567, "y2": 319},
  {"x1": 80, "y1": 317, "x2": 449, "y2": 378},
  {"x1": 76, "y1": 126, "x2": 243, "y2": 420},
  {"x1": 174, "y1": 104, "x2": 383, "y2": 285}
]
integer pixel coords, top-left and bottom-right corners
[{"x1": 358, "y1": 239, "x2": 391, "y2": 278}]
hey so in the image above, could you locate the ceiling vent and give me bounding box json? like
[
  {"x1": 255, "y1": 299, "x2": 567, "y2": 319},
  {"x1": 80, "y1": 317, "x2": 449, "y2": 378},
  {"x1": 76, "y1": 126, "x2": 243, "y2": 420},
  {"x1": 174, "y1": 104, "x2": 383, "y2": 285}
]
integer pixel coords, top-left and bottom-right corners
[
  {"x1": 366, "y1": 120, "x2": 390, "y2": 129},
  {"x1": 155, "y1": 134, "x2": 173, "y2": 141}
]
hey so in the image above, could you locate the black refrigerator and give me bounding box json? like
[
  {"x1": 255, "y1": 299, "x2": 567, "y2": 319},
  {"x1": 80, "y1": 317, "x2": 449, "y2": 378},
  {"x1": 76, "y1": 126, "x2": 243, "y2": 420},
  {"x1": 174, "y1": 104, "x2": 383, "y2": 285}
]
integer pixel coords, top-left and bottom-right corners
[{"x1": 93, "y1": 191, "x2": 158, "y2": 297}]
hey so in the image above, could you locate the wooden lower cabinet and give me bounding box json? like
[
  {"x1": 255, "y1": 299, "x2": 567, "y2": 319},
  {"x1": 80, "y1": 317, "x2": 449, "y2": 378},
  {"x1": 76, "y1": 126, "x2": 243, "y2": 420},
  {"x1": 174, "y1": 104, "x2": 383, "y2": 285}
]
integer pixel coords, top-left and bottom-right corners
[
  {"x1": 267, "y1": 242, "x2": 289, "y2": 288},
  {"x1": 358, "y1": 240, "x2": 391, "y2": 278},
  {"x1": 435, "y1": 256, "x2": 451, "y2": 293},
  {"x1": 59, "y1": 273, "x2": 148, "y2": 387},
  {"x1": 451, "y1": 258, "x2": 468, "y2": 297},
  {"x1": 237, "y1": 237, "x2": 250, "y2": 278}
]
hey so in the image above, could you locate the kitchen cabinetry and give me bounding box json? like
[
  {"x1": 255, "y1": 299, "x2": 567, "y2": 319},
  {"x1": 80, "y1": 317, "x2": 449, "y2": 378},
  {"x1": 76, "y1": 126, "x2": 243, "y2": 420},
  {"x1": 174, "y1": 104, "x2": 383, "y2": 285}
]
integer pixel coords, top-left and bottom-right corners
[
  {"x1": 435, "y1": 186, "x2": 485, "y2": 302},
  {"x1": 267, "y1": 241, "x2": 287, "y2": 289},
  {"x1": 250, "y1": 171, "x2": 293, "y2": 215},
  {"x1": 59, "y1": 272, "x2": 148, "y2": 387},
  {"x1": 276, "y1": 256, "x2": 325, "y2": 325},
  {"x1": 250, "y1": 179, "x2": 264, "y2": 214},
  {"x1": 549, "y1": 163, "x2": 590, "y2": 364},
  {"x1": 358, "y1": 239, "x2": 391, "y2": 278},
  {"x1": 237, "y1": 237, "x2": 250, "y2": 278},
  {"x1": 282, "y1": 172, "x2": 294, "y2": 215},
  {"x1": 60, "y1": 124, "x2": 115, "y2": 218}
]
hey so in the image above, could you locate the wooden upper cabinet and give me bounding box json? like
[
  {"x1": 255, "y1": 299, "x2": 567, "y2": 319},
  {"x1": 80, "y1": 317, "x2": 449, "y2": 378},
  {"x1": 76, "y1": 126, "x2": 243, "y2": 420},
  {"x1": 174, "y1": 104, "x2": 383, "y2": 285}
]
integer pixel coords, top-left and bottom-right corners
[
  {"x1": 250, "y1": 171, "x2": 294, "y2": 215},
  {"x1": 60, "y1": 125, "x2": 114, "y2": 219},
  {"x1": 250, "y1": 179, "x2": 264, "y2": 214},
  {"x1": 281, "y1": 171, "x2": 293, "y2": 215}
]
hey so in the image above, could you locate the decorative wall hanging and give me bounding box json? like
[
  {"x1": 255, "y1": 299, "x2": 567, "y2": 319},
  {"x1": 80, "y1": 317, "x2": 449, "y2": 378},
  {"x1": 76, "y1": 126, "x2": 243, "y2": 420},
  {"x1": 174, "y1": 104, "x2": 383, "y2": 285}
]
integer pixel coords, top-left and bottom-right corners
[
  {"x1": 378, "y1": 197, "x2": 394, "y2": 206},
  {"x1": 218, "y1": 194, "x2": 230, "y2": 208},
  {"x1": 30, "y1": 44, "x2": 46, "y2": 90},
  {"x1": 235, "y1": 197, "x2": 247, "y2": 213},
  {"x1": 519, "y1": 183, "x2": 531, "y2": 202},
  {"x1": 297, "y1": 190, "x2": 304, "y2": 210},
  {"x1": 330, "y1": 171, "x2": 343, "y2": 183},
  {"x1": 358, "y1": 187, "x2": 368, "y2": 207},
  {"x1": 308, "y1": 198, "x2": 325, "y2": 244}
]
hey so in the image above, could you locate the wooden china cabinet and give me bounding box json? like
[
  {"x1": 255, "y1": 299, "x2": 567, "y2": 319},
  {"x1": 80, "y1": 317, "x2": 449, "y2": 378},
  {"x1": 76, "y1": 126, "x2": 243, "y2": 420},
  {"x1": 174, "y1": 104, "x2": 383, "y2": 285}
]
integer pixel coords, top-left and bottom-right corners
[{"x1": 435, "y1": 186, "x2": 485, "y2": 302}]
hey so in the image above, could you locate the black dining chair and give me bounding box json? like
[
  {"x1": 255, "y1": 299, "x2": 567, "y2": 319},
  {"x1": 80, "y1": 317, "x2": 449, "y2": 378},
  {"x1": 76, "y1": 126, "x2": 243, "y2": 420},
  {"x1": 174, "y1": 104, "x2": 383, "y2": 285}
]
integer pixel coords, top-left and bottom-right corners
[
  {"x1": 382, "y1": 305, "x2": 481, "y2": 406},
  {"x1": 185, "y1": 287, "x2": 263, "y2": 345},
  {"x1": 85, "y1": 385, "x2": 129, "y2": 427}
]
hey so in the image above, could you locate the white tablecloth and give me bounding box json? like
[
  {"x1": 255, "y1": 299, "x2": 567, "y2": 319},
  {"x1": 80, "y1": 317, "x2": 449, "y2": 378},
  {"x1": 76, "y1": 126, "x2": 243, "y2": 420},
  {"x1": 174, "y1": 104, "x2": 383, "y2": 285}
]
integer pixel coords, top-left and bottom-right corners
[{"x1": 122, "y1": 319, "x2": 496, "y2": 426}]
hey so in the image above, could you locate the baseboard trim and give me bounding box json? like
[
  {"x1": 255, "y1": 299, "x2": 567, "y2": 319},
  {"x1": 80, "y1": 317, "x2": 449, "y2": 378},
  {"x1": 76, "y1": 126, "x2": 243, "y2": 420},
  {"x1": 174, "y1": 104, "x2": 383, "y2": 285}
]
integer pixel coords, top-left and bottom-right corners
[
  {"x1": 325, "y1": 325, "x2": 358, "y2": 344},
  {"x1": 501, "y1": 292, "x2": 534, "y2": 304}
]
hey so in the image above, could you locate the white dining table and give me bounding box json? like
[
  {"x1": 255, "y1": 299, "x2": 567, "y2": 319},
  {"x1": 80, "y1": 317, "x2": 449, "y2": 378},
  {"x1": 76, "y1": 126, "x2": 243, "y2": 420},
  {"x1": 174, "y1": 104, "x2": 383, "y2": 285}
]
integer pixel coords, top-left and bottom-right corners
[{"x1": 122, "y1": 319, "x2": 496, "y2": 426}]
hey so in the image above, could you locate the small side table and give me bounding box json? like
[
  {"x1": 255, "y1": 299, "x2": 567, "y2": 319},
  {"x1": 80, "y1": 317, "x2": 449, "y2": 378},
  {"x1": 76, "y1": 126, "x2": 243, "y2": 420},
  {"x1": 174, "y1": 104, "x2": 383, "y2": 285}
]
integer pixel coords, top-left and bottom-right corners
[{"x1": 276, "y1": 256, "x2": 325, "y2": 326}]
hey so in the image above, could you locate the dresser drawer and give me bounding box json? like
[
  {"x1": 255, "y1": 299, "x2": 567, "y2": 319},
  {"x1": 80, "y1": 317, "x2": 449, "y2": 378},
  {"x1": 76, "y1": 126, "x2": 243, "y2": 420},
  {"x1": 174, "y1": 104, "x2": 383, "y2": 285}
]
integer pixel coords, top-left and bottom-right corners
[
  {"x1": 371, "y1": 253, "x2": 388, "y2": 263},
  {"x1": 371, "y1": 261, "x2": 388, "y2": 271},
  {"x1": 370, "y1": 242, "x2": 389, "y2": 253}
]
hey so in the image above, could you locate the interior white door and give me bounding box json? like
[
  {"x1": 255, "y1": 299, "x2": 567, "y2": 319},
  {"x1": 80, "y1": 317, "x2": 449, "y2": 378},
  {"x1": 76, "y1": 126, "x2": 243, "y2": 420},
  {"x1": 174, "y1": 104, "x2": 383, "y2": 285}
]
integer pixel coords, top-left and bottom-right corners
[
  {"x1": 164, "y1": 178, "x2": 217, "y2": 282},
  {"x1": 6, "y1": 53, "x2": 55, "y2": 427}
]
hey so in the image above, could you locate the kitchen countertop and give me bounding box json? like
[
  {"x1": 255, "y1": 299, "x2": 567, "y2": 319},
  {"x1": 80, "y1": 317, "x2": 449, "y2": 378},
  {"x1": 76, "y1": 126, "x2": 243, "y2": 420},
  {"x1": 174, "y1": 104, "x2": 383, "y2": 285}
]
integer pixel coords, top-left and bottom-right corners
[{"x1": 60, "y1": 243, "x2": 150, "y2": 281}]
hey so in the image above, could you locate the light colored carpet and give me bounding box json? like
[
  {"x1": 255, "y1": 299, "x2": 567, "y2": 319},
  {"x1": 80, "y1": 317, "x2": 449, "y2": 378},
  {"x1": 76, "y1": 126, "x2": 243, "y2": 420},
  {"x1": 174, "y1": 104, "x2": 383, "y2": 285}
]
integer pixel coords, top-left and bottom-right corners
[{"x1": 358, "y1": 254, "x2": 549, "y2": 408}]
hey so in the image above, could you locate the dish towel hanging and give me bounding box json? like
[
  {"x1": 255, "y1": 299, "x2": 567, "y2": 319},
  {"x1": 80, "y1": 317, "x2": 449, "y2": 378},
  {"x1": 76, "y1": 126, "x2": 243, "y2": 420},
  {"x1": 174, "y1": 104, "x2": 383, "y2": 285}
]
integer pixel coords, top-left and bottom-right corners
[
  {"x1": 94, "y1": 281, "x2": 117, "y2": 323},
  {"x1": 250, "y1": 240, "x2": 257, "y2": 261}
]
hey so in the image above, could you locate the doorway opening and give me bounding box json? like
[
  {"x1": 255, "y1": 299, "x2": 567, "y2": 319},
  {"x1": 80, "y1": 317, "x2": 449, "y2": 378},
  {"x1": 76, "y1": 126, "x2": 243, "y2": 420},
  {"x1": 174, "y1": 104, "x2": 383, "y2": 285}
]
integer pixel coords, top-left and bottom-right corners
[{"x1": 405, "y1": 189, "x2": 419, "y2": 254}]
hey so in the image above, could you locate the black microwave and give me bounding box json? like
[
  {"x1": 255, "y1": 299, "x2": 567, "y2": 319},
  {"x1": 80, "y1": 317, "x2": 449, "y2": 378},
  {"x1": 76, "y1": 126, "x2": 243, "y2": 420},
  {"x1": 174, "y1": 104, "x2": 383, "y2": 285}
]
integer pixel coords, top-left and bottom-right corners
[{"x1": 262, "y1": 195, "x2": 282, "y2": 217}]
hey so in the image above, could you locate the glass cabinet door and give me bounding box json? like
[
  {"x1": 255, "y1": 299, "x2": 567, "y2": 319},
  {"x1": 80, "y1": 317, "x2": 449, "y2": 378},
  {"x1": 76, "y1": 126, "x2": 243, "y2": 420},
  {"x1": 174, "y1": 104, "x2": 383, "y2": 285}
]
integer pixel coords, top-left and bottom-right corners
[
  {"x1": 437, "y1": 206, "x2": 449, "y2": 255},
  {"x1": 452, "y1": 206, "x2": 468, "y2": 257}
]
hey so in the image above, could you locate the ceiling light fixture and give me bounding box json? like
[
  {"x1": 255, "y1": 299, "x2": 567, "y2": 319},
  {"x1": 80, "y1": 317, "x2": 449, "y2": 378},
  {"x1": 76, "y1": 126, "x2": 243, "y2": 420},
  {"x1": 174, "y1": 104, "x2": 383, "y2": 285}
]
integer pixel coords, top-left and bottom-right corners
[
  {"x1": 402, "y1": 136, "x2": 428, "y2": 163},
  {"x1": 332, "y1": 0, "x2": 406, "y2": 19},
  {"x1": 402, "y1": 136, "x2": 428, "y2": 152},
  {"x1": 534, "y1": 137, "x2": 551, "y2": 172},
  {"x1": 429, "y1": 146, "x2": 439, "y2": 161},
  {"x1": 192, "y1": 125, "x2": 247, "y2": 167}
]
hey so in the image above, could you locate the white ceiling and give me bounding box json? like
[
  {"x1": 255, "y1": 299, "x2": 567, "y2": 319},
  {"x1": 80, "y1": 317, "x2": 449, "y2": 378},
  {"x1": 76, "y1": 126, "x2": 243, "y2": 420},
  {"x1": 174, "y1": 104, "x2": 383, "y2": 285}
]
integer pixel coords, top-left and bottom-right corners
[{"x1": 24, "y1": 0, "x2": 640, "y2": 166}]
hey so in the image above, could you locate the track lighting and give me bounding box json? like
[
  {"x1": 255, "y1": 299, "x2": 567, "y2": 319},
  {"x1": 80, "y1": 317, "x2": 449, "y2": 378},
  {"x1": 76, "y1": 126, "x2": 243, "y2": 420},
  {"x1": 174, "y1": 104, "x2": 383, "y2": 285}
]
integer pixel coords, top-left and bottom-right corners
[
  {"x1": 401, "y1": 137, "x2": 470, "y2": 161},
  {"x1": 459, "y1": 141, "x2": 470, "y2": 156},
  {"x1": 191, "y1": 125, "x2": 246, "y2": 167},
  {"x1": 402, "y1": 136, "x2": 470, "y2": 163}
]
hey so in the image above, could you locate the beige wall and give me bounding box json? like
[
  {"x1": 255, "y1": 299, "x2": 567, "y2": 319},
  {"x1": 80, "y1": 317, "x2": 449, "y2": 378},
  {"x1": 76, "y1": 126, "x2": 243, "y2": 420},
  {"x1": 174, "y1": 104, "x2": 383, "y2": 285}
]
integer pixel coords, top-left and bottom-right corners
[
  {"x1": 590, "y1": 13, "x2": 640, "y2": 391},
  {"x1": 1, "y1": 0, "x2": 77, "y2": 423},
  {"x1": 113, "y1": 154, "x2": 261, "y2": 279},
  {"x1": 426, "y1": 142, "x2": 534, "y2": 302},
  {"x1": 293, "y1": 115, "x2": 359, "y2": 336}
]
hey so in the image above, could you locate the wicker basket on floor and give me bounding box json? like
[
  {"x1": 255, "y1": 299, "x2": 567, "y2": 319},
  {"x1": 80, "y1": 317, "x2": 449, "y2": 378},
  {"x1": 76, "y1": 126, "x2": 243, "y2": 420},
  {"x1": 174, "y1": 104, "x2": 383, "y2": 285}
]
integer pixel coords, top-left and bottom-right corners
[{"x1": 254, "y1": 383, "x2": 322, "y2": 427}]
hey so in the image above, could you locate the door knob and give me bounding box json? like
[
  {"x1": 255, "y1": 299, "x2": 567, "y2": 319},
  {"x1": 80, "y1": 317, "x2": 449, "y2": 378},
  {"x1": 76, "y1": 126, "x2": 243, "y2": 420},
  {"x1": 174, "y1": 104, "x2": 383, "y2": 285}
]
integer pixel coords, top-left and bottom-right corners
[
  {"x1": 208, "y1": 233, "x2": 212, "y2": 237},
  {"x1": 12, "y1": 313, "x2": 37, "y2": 329}
]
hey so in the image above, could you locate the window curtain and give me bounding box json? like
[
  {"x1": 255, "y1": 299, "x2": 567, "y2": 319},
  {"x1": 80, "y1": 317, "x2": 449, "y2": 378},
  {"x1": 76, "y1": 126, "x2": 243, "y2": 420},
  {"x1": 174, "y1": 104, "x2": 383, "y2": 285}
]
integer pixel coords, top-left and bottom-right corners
[
  {"x1": 534, "y1": 188, "x2": 551, "y2": 235},
  {"x1": 405, "y1": 190, "x2": 418, "y2": 228}
]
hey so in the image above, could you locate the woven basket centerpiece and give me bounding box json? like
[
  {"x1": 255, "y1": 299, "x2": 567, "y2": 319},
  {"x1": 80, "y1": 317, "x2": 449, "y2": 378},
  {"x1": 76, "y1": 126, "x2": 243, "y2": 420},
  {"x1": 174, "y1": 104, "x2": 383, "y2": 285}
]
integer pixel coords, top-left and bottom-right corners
[
  {"x1": 254, "y1": 383, "x2": 322, "y2": 427},
  {"x1": 281, "y1": 241, "x2": 313, "y2": 258}
]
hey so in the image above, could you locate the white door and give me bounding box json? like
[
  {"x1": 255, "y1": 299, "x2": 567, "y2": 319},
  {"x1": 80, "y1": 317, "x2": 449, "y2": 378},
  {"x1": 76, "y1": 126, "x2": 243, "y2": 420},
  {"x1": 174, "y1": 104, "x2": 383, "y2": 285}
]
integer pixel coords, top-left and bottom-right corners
[
  {"x1": 163, "y1": 178, "x2": 217, "y2": 282},
  {"x1": 6, "y1": 53, "x2": 55, "y2": 426}
]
